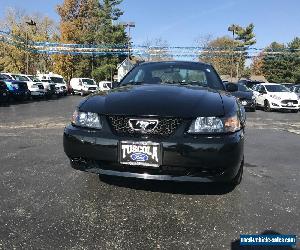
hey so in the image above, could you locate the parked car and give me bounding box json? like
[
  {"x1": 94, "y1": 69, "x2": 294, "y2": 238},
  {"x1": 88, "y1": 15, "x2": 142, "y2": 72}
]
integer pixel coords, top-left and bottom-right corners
[
  {"x1": 98, "y1": 81, "x2": 111, "y2": 91},
  {"x1": 290, "y1": 84, "x2": 300, "y2": 98},
  {"x1": 226, "y1": 83, "x2": 256, "y2": 112},
  {"x1": 64, "y1": 61, "x2": 246, "y2": 186},
  {"x1": 238, "y1": 79, "x2": 264, "y2": 89},
  {"x1": 0, "y1": 80, "x2": 10, "y2": 104},
  {"x1": 27, "y1": 75, "x2": 56, "y2": 98},
  {"x1": 70, "y1": 78, "x2": 98, "y2": 96},
  {"x1": 253, "y1": 83, "x2": 299, "y2": 112},
  {"x1": 2, "y1": 73, "x2": 45, "y2": 99},
  {"x1": 3, "y1": 80, "x2": 31, "y2": 101},
  {"x1": 37, "y1": 73, "x2": 68, "y2": 96}
]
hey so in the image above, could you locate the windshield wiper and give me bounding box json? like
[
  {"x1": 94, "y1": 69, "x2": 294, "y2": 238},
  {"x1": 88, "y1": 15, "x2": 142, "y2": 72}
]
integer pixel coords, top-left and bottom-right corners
[{"x1": 122, "y1": 81, "x2": 145, "y2": 86}]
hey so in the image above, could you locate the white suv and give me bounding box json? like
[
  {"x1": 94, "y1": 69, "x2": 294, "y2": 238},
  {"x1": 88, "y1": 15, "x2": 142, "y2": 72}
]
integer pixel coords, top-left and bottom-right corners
[{"x1": 253, "y1": 83, "x2": 300, "y2": 112}]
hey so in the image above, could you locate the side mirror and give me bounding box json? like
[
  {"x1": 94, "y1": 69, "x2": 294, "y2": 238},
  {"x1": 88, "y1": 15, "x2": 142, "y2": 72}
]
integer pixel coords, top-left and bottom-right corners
[
  {"x1": 112, "y1": 81, "x2": 120, "y2": 89},
  {"x1": 226, "y1": 83, "x2": 238, "y2": 92}
]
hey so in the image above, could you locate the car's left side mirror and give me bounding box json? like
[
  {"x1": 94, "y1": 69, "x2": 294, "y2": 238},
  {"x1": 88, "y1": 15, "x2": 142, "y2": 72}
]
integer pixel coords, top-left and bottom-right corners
[
  {"x1": 112, "y1": 81, "x2": 120, "y2": 89},
  {"x1": 226, "y1": 83, "x2": 238, "y2": 92}
]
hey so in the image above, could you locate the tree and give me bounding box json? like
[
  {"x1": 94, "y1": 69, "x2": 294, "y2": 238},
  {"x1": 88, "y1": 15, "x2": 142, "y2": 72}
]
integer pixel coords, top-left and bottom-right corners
[
  {"x1": 142, "y1": 38, "x2": 172, "y2": 61},
  {"x1": 227, "y1": 23, "x2": 256, "y2": 79},
  {"x1": 199, "y1": 36, "x2": 240, "y2": 76},
  {"x1": 251, "y1": 52, "x2": 264, "y2": 76},
  {"x1": 53, "y1": 0, "x2": 127, "y2": 81},
  {"x1": 0, "y1": 8, "x2": 57, "y2": 74},
  {"x1": 262, "y1": 41, "x2": 299, "y2": 83}
]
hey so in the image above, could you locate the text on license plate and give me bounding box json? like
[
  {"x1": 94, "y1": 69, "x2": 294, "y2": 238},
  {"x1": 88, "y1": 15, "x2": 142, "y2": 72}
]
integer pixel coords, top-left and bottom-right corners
[{"x1": 119, "y1": 141, "x2": 160, "y2": 167}]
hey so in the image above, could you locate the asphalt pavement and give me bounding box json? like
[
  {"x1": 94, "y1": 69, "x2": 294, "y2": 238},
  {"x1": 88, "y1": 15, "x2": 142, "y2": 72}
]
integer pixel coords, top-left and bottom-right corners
[{"x1": 0, "y1": 96, "x2": 299, "y2": 249}]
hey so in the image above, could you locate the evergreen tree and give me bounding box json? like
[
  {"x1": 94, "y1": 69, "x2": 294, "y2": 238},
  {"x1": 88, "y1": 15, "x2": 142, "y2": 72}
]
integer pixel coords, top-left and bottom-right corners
[{"x1": 53, "y1": 0, "x2": 127, "y2": 81}]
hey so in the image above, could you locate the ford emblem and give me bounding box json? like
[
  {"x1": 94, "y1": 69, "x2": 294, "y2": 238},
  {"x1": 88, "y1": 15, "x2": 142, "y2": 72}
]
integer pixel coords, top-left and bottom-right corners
[{"x1": 130, "y1": 152, "x2": 148, "y2": 162}]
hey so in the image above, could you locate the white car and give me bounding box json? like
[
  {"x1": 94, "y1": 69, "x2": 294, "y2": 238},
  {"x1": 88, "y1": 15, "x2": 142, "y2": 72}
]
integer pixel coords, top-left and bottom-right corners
[
  {"x1": 253, "y1": 83, "x2": 300, "y2": 112},
  {"x1": 2, "y1": 73, "x2": 46, "y2": 98},
  {"x1": 98, "y1": 81, "x2": 111, "y2": 91},
  {"x1": 70, "y1": 78, "x2": 98, "y2": 96},
  {"x1": 37, "y1": 73, "x2": 68, "y2": 96}
]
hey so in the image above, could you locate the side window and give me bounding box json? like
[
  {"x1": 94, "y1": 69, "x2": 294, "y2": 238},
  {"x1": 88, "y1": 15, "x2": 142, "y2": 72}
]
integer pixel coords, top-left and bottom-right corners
[{"x1": 261, "y1": 86, "x2": 267, "y2": 93}]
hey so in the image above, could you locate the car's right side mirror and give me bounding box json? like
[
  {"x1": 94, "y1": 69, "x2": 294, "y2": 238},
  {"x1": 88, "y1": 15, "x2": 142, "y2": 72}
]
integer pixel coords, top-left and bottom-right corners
[{"x1": 225, "y1": 83, "x2": 238, "y2": 92}]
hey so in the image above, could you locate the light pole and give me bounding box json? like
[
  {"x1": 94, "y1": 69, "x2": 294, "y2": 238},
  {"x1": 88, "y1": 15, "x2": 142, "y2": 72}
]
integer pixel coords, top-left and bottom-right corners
[
  {"x1": 121, "y1": 22, "x2": 135, "y2": 60},
  {"x1": 25, "y1": 20, "x2": 36, "y2": 74},
  {"x1": 228, "y1": 25, "x2": 236, "y2": 82}
]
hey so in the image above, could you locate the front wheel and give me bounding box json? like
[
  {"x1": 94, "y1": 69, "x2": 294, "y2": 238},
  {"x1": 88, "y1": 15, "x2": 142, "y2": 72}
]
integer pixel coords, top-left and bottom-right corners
[
  {"x1": 264, "y1": 100, "x2": 271, "y2": 112},
  {"x1": 291, "y1": 109, "x2": 298, "y2": 113}
]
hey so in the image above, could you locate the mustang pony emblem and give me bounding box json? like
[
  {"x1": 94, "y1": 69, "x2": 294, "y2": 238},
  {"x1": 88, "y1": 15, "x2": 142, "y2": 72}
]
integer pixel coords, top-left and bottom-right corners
[{"x1": 128, "y1": 119, "x2": 159, "y2": 133}]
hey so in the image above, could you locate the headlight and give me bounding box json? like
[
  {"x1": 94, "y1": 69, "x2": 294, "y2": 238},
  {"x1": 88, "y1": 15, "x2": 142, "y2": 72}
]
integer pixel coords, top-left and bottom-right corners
[
  {"x1": 188, "y1": 115, "x2": 241, "y2": 134},
  {"x1": 72, "y1": 110, "x2": 102, "y2": 129},
  {"x1": 270, "y1": 95, "x2": 281, "y2": 100},
  {"x1": 252, "y1": 95, "x2": 256, "y2": 100}
]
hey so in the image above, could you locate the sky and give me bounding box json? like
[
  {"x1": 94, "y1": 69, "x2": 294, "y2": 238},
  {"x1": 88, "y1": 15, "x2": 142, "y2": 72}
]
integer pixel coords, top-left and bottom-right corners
[{"x1": 1, "y1": 0, "x2": 300, "y2": 50}]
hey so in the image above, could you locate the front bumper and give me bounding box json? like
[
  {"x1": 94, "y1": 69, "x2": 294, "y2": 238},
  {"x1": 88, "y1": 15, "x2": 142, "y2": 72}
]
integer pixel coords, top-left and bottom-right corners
[
  {"x1": 269, "y1": 99, "x2": 299, "y2": 110},
  {"x1": 30, "y1": 90, "x2": 45, "y2": 96},
  {"x1": 63, "y1": 124, "x2": 244, "y2": 183},
  {"x1": 239, "y1": 99, "x2": 256, "y2": 110}
]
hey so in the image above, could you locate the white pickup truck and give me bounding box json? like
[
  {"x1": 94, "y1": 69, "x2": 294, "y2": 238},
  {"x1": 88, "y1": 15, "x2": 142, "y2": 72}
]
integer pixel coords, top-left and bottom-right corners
[{"x1": 37, "y1": 73, "x2": 68, "y2": 96}]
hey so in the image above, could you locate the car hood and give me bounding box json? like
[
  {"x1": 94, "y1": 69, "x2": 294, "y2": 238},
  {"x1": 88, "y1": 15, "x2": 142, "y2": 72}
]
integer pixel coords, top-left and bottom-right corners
[
  {"x1": 231, "y1": 91, "x2": 253, "y2": 100},
  {"x1": 270, "y1": 92, "x2": 298, "y2": 100},
  {"x1": 79, "y1": 84, "x2": 226, "y2": 118}
]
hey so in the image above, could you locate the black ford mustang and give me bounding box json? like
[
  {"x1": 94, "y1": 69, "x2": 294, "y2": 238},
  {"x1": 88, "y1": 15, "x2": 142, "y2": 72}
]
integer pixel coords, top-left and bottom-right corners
[{"x1": 64, "y1": 61, "x2": 246, "y2": 186}]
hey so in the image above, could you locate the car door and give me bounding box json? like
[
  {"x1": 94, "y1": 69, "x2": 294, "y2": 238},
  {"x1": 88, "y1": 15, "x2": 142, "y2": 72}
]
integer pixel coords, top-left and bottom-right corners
[
  {"x1": 256, "y1": 85, "x2": 265, "y2": 106},
  {"x1": 252, "y1": 85, "x2": 261, "y2": 105}
]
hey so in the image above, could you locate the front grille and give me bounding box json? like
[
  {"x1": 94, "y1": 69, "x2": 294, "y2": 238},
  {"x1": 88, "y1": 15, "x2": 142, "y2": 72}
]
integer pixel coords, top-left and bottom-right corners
[
  {"x1": 38, "y1": 85, "x2": 44, "y2": 90},
  {"x1": 108, "y1": 116, "x2": 182, "y2": 137},
  {"x1": 281, "y1": 100, "x2": 298, "y2": 104},
  {"x1": 89, "y1": 87, "x2": 96, "y2": 90}
]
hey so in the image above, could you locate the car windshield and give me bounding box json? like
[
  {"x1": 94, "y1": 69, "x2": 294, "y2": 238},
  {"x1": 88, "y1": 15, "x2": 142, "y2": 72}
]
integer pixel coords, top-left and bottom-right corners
[
  {"x1": 13, "y1": 75, "x2": 30, "y2": 81},
  {"x1": 265, "y1": 85, "x2": 290, "y2": 92},
  {"x1": 28, "y1": 76, "x2": 40, "y2": 82},
  {"x1": 50, "y1": 77, "x2": 64, "y2": 84},
  {"x1": 121, "y1": 63, "x2": 224, "y2": 90},
  {"x1": 238, "y1": 84, "x2": 251, "y2": 92},
  {"x1": 82, "y1": 79, "x2": 95, "y2": 85}
]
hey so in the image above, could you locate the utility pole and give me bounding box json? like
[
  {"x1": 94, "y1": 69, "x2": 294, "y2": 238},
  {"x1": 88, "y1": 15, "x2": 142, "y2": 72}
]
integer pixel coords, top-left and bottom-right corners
[
  {"x1": 25, "y1": 20, "x2": 37, "y2": 75},
  {"x1": 228, "y1": 25, "x2": 236, "y2": 82},
  {"x1": 121, "y1": 22, "x2": 135, "y2": 60}
]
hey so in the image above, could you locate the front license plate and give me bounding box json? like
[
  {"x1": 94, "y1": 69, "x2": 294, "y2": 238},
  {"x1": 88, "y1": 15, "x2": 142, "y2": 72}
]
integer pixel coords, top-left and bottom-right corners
[
  {"x1": 287, "y1": 102, "x2": 293, "y2": 106},
  {"x1": 119, "y1": 141, "x2": 161, "y2": 167}
]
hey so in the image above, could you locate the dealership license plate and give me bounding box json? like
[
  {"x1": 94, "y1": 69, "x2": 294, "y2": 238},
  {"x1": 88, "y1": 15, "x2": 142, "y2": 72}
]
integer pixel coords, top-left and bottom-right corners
[{"x1": 119, "y1": 141, "x2": 161, "y2": 167}]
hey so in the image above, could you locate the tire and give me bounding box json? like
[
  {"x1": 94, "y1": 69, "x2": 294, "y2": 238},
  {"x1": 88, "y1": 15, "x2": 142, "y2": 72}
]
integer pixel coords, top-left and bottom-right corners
[
  {"x1": 251, "y1": 107, "x2": 256, "y2": 112},
  {"x1": 264, "y1": 100, "x2": 271, "y2": 112},
  {"x1": 230, "y1": 157, "x2": 244, "y2": 187},
  {"x1": 291, "y1": 109, "x2": 298, "y2": 113}
]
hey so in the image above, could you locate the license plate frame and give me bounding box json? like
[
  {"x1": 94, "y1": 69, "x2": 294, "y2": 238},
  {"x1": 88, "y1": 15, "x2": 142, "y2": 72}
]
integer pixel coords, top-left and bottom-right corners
[{"x1": 119, "y1": 141, "x2": 161, "y2": 167}]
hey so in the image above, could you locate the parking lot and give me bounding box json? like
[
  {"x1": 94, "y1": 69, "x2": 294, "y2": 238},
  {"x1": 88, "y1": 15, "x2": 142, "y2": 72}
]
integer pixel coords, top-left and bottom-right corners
[{"x1": 0, "y1": 96, "x2": 299, "y2": 249}]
